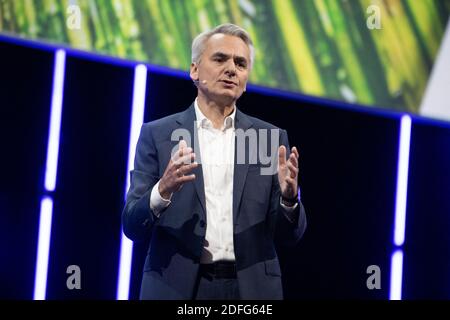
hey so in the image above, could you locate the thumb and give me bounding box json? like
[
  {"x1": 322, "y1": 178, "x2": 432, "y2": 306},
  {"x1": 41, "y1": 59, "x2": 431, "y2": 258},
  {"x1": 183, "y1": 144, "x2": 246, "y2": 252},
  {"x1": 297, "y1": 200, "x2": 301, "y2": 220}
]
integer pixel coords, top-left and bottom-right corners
[
  {"x1": 179, "y1": 139, "x2": 187, "y2": 150},
  {"x1": 278, "y1": 145, "x2": 286, "y2": 167}
]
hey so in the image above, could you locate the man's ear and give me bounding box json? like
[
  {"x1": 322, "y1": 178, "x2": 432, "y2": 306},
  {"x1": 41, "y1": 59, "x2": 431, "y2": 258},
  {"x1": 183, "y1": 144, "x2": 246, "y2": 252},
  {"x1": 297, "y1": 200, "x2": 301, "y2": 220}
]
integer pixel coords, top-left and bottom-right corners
[{"x1": 190, "y1": 62, "x2": 199, "y2": 82}]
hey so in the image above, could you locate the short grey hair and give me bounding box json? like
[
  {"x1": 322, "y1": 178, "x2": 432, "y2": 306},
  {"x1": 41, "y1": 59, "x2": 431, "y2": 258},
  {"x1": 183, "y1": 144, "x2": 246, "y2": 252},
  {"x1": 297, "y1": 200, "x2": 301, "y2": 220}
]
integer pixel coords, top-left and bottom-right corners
[{"x1": 191, "y1": 23, "x2": 255, "y2": 68}]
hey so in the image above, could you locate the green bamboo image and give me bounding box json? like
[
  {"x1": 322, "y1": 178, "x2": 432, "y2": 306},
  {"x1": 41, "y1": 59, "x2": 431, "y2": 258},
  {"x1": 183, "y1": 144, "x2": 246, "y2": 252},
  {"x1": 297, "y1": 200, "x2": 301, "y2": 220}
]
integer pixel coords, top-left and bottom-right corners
[{"x1": 0, "y1": 0, "x2": 448, "y2": 113}]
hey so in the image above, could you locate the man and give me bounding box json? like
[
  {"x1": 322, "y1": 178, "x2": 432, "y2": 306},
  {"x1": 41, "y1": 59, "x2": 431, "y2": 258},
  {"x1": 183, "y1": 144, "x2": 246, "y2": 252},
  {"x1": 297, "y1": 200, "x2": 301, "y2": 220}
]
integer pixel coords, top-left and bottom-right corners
[{"x1": 122, "y1": 23, "x2": 306, "y2": 300}]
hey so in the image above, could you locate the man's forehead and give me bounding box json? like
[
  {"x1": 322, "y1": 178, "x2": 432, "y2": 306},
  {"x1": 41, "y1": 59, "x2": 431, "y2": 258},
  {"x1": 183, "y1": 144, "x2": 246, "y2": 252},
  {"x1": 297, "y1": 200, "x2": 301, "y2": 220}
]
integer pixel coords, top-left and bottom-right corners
[{"x1": 205, "y1": 33, "x2": 250, "y2": 56}]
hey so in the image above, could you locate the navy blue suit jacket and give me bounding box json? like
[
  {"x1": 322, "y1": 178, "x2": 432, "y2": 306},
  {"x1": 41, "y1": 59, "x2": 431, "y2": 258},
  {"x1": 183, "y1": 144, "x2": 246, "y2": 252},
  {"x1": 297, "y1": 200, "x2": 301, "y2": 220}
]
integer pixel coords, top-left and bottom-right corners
[{"x1": 122, "y1": 104, "x2": 307, "y2": 299}]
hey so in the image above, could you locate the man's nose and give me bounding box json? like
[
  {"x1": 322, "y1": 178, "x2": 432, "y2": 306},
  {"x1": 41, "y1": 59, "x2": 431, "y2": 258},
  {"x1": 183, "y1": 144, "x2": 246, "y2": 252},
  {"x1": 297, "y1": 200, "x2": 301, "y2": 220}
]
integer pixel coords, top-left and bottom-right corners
[{"x1": 224, "y1": 61, "x2": 237, "y2": 77}]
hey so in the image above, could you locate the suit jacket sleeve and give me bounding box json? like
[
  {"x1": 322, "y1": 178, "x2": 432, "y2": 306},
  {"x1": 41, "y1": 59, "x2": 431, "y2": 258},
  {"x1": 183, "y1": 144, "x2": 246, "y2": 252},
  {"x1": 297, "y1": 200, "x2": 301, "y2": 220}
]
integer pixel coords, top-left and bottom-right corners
[
  {"x1": 273, "y1": 129, "x2": 307, "y2": 247},
  {"x1": 122, "y1": 123, "x2": 160, "y2": 242}
]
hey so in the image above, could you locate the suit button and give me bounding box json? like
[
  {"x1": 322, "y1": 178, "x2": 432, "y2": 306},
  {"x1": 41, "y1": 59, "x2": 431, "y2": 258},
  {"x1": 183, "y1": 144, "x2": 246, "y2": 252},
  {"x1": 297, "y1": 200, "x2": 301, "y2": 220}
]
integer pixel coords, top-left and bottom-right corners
[{"x1": 199, "y1": 220, "x2": 206, "y2": 228}]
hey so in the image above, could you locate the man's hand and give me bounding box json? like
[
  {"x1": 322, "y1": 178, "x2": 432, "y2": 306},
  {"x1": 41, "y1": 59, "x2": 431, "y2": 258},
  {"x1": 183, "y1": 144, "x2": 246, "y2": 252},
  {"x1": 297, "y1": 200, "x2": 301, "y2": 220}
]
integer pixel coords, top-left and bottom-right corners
[
  {"x1": 159, "y1": 140, "x2": 198, "y2": 199},
  {"x1": 278, "y1": 145, "x2": 299, "y2": 200}
]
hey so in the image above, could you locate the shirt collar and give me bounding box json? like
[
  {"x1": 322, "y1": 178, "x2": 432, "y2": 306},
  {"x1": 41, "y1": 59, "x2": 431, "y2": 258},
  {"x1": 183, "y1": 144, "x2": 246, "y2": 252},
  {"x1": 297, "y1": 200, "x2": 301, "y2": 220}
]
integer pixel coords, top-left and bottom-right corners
[{"x1": 194, "y1": 98, "x2": 236, "y2": 130}]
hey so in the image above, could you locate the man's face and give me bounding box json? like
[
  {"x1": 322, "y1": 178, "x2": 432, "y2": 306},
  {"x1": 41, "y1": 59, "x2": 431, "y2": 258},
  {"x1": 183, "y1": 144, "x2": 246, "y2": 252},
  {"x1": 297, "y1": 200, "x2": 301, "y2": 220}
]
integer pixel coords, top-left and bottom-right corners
[{"x1": 190, "y1": 34, "x2": 251, "y2": 105}]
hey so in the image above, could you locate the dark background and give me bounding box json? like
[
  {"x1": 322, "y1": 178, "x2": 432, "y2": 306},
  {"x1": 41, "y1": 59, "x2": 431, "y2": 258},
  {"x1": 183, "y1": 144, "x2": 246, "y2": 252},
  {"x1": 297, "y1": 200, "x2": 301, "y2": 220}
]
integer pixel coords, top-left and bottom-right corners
[{"x1": 1, "y1": 36, "x2": 450, "y2": 300}]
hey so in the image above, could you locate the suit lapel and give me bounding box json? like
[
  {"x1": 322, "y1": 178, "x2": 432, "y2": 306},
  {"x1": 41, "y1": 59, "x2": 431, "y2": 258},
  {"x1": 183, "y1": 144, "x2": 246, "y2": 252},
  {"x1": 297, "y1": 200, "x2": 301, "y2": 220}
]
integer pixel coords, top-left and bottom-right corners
[
  {"x1": 233, "y1": 109, "x2": 254, "y2": 223},
  {"x1": 176, "y1": 104, "x2": 207, "y2": 216}
]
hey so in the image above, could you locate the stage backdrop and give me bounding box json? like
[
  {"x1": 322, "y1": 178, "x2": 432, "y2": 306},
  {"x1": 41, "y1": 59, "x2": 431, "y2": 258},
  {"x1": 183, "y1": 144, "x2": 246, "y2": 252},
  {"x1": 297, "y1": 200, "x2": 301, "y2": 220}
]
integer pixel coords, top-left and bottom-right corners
[
  {"x1": 1, "y1": 35, "x2": 450, "y2": 300},
  {"x1": 1, "y1": 0, "x2": 449, "y2": 114}
]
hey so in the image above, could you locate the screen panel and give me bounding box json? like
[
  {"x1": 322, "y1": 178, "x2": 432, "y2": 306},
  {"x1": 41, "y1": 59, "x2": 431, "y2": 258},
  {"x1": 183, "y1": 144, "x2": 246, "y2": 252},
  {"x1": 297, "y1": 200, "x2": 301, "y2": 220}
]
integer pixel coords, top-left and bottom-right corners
[{"x1": 1, "y1": 0, "x2": 449, "y2": 114}]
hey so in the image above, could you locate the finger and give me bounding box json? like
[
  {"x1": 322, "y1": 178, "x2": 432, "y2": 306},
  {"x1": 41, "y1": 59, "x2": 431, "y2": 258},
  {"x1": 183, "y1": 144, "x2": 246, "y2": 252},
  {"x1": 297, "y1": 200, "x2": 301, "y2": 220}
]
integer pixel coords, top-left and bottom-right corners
[
  {"x1": 291, "y1": 146, "x2": 299, "y2": 159},
  {"x1": 172, "y1": 146, "x2": 192, "y2": 162},
  {"x1": 177, "y1": 162, "x2": 198, "y2": 175},
  {"x1": 179, "y1": 139, "x2": 187, "y2": 150},
  {"x1": 174, "y1": 152, "x2": 195, "y2": 167},
  {"x1": 287, "y1": 161, "x2": 298, "y2": 173},
  {"x1": 173, "y1": 147, "x2": 193, "y2": 163},
  {"x1": 181, "y1": 151, "x2": 195, "y2": 165},
  {"x1": 285, "y1": 176, "x2": 297, "y2": 189},
  {"x1": 166, "y1": 158, "x2": 175, "y2": 171},
  {"x1": 278, "y1": 145, "x2": 286, "y2": 166},
  {"x1": 178, "y1": 174, "x2": 196, "y2": 183},
  {"x1": 288, "y1": 153, "x2": 298, "y2": 168},
  {"x1": 179, "y1": 147, "x2": 193, "y2": 159},
  {"x1": 178, "y1": 140, "x2": 188, "y2": 158},
  {"x1": 287, "y1": 162, "x2": 298, "y2": 178}
]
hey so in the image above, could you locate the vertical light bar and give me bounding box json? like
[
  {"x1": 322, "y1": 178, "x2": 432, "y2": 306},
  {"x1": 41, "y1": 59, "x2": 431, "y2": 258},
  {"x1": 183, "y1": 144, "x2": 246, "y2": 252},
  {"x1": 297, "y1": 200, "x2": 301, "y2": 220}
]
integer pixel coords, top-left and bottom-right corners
[
  {"x1": 33, "y1": 50, "x2": 66, "y2": 300},
  {"x1": 117, "y1": 64, "x2": 148, "y2": 300},
  {"x1": 44, "y1": 50, "x2": 66, "y2": 191},
  {"x1": 33, "y1": 197, "x2": 54, "y2": 300},
  {"x1": 389, "y1": 249, "x2": 404, "y2": 300},
  {"x1": 394, "y1": 115, "x2": 412, "y2": 246},
  {"x1": 389, "y1": 115, "x2": 412, "y2": 301}
]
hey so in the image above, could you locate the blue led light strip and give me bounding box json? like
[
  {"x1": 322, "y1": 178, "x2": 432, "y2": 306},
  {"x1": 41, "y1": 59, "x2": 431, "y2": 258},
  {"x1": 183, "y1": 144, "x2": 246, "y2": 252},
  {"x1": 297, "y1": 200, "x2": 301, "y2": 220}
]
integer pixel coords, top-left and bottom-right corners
[
  {"x1": 394, "y1": 116, "x2": 412, "y2": 247},
  {"x1": 45, "y1": 50, "x2": 66, "y2": 192},
  {"x1": 389, "y1": 115, "x2": 412, "y2": 300},
  {"x1": 33, "y1": 49, "x2": 66, "y2": 300},
  {"x1": 390, "y1": 249, "x2": 404, "y2": 300},
  {"x1": 116, "y1": 64, "x2": 148, "y2": 300}
]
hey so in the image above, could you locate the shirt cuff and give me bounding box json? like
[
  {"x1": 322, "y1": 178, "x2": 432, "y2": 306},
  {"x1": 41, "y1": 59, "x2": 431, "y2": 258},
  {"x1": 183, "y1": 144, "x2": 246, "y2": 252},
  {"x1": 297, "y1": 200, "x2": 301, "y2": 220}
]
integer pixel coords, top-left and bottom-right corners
[
  {"x1": 280, "y1": 197, "x2": 298, "y2": 223},
  {"x1": 150, "y1": 180, "x2": 172, "y2": 217}
]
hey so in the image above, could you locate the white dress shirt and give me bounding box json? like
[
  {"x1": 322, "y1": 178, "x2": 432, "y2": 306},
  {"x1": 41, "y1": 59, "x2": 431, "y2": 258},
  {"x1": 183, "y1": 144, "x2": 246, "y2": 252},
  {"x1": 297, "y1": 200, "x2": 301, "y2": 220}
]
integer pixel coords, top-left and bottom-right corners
[
  {"x1": 194, "y1": 101, "x2": 236, "y2": 263},
  {"x1": 150, "y1": 99, "x2": 297, "y2": 264}
]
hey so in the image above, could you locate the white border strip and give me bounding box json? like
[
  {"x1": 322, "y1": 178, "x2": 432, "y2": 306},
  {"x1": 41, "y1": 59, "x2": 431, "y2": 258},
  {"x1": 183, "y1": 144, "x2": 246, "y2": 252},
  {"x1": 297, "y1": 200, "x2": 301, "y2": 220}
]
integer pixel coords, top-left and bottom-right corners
[{"x1": 420, "y1": 20, "x2": 450, "y2": 121}]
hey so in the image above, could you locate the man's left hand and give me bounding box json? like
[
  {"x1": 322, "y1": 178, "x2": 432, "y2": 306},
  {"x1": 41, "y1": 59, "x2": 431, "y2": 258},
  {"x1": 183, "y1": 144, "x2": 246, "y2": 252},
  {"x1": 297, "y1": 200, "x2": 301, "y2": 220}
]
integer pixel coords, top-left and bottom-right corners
[{"x1": 278, "y1": 145, "x2": 299, "y2": 200}]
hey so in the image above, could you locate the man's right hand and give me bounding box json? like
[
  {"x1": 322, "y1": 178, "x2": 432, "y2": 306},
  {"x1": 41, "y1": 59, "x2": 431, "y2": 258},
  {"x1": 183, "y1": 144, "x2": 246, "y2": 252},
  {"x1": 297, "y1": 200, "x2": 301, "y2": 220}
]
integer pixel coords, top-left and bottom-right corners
[{"x1": 159, "y1": 140, "x2": 198, "y2": 199}]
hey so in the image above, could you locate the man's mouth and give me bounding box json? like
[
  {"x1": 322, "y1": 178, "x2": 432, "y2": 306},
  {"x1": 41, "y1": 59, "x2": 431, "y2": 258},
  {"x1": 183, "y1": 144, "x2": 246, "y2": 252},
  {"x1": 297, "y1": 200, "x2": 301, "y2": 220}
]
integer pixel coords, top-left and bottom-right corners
[{"x1": 221, "y1": 80, "x2": 237, "y2": 86}]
